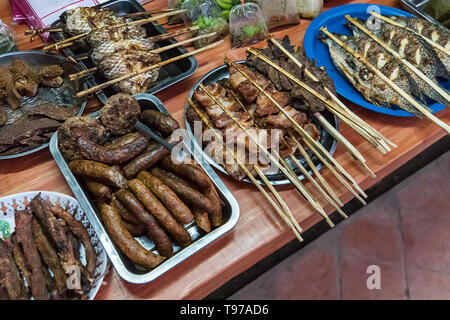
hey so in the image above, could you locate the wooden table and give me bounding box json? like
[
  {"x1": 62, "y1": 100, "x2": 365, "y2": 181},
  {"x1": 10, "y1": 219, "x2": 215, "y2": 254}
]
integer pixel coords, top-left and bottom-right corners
[{"x1": 1, "y1": 0, "x2": 449, "y2": 299}]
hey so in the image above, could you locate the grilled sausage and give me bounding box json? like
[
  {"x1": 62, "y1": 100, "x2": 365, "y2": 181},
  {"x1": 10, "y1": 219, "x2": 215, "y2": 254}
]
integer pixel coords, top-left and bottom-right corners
[
  {"x1": 84, "y1": 179, "x2": 112, "y2": 200},
  {"x1": 128, "y1": 179, "x2": 191, "y2": 247},
  {"x1": 77, "y1": 135, "x2": 148, "y2": 164},
  {"x1": 140, "y1": 110, "x2": 180, "y2": 136},
  {"x1": 137, "y1": 170, "x2": 194, "y2": 225},
  {"x1": 115, "y1": 189, "x2": 173, "y2": 257},
  {"x1": 69, "y1": 160, "x2": 127, "y2": 188},
  {"x1": 122, "y1": 221, "x2": 145, "y2": 237},
  {"x1": 111, "y1": 195, "x2": 140, "y2": 225},
  {"x1": 160, "y1": 156, "x2": 210, "y2": 189},
  {"x1": 122, "y1": 134, "x2": 182, "y2": 179},
  {"x1": 100, "y1": 203, "x2": 165, "y2": 269},
  {"x1": 193, "y1": 209, "x2": 211, "y2": 233},
  {"x1": 150, "y1": 167, "x2": 215, "y2": 214},
  {"x1": 104, "y1": 132, "x2": 141, "y2": 148}
]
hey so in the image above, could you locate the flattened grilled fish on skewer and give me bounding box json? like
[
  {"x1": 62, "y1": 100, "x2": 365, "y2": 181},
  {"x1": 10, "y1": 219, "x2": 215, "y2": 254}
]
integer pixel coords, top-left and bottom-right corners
[
  {"x1": 386, "y1": 16, "x2": 450, "y2": 72},
  {"x1": 347, "y1": 17, "x2": 450, "y2": 107},
  {"x1": 322, "y1": 33, "x2": 427, "y2": 117},
  {"x1": 62, "y1": 7, "x2": 126, "y2": 36}
]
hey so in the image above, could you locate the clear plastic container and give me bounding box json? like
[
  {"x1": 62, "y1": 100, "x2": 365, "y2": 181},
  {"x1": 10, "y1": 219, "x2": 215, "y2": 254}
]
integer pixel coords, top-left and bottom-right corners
[
  {"x1": 257, "y1": 0, "x2": 300, "y2": 29},
  {"x1": 0, "y1": 19, "x2": 17, "y2": 54},
  {"x1": 181, "y1": 0, "x2": 229, "y2": 48},
  {"x1": 296, "y1": 0, "x2": 323, "y2": 19},
  {"x1": 167, "y1": 0, "x2": 185, "y2": 25},
  {"x1": 229, "y1": 2, "x2": 268, "y2": 48}
]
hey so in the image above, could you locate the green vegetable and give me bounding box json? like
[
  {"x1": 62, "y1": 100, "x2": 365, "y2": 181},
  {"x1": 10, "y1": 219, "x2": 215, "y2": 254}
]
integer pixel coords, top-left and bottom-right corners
[
  {"x1": 217, "y1": 0, "x2": 233, "y2": 10},
  {"x1": 222, "y1": 9, "x2": 230, "y2": 20},
  {"x1": 0, "y1": 220, "x2": 10, "y2": 239},
  {"x1": 242, "y1": 25, "x2": 260, "y2": 37}
]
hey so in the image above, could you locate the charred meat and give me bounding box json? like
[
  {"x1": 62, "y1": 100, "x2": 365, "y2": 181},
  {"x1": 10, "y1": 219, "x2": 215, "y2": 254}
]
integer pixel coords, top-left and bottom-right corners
[
  {"x1": 38, "y1": 65, "x2": 64, "y2": 88},
  {"x1": 8, "y1": 58, "x2": 38, "y2": 98}
]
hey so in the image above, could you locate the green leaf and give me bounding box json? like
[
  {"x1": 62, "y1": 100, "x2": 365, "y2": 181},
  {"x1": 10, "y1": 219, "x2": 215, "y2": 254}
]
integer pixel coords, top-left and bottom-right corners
[
  {"x1": 242, "y1": 25, "x2": 260, "y2": 37},
  {"x1": 0, "y1": 220, "x2": 11, "y2": 239}
]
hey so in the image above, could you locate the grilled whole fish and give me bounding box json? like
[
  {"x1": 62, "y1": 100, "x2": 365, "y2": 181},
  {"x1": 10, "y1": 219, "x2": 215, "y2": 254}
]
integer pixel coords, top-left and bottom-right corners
[
  {"x1": 97, "y1": 50, "x2": 161, "y2": 94},
  {"x1": 91, "y1": 38, "x2": 155, "y2": 64},
  {"x1": 63, "y1": 7, "x2": 125, "y2": 35},
  {"x1": 387, "y1": 16, "x2": 450, "y2": 72},
  {"x1": 322, "y1": 33, "x2": 428, "y2": 117},
  {"x1": 86, "y1": 25, "x2": 147, "y2": 48},
  {"x1": 348, "y1": 17, "x2": 449, "y2": 107}
]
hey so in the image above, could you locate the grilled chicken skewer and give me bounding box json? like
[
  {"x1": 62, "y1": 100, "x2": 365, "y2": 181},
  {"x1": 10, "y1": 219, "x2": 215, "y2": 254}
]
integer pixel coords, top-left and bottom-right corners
[
  {"x1": 188, "y1": 98, "x2": 304, "y2": 242},
  {"x1": 231, "y1": 55, "x2": 368, "y2": 199},
  {"x1": 246, "y1": 46, "x2": 376, "y2": 178},
  {"x1": 322, "y1": 27, "x2": 450, "y2": 135},
  {"x1": 68, "y1": 31, "x2": 217, "y2": 81},
  {"x1": 268, "y1": 36, "x2": 395, "y2": 154},
  {"x1": 346, "y1": 15, "x2": 450, "y2": 106},
  {"x1": 75, "y1": 40, "x2": 224, "y2": 97},
  {"x1": 199, "y1": 83, "x2": 335, "y2": 228},
  {"x1": 230, "y1": 86, "x2": 347, "y2": 219}
]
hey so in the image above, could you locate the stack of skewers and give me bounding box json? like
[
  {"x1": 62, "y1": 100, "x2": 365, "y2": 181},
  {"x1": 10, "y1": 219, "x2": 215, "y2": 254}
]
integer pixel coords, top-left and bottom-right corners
[{"x1": 28, "y1": 7, "x2": 223, "y2": 96}]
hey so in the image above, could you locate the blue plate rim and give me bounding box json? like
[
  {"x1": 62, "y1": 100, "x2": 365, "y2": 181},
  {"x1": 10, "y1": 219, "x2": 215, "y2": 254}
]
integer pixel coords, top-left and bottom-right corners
[{"x1": 303, "y1": 3, "x2": 447, "y2": 117}]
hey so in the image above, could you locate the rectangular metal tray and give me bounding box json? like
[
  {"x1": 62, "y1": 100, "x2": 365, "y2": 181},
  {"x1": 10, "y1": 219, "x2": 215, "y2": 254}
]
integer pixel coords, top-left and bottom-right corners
[
  {"x1": 400, "y1": 0, "x2": 449, "y2": 29},
  {"x1": 50, "y1": 0, "x2": 198, "y2": 104},
  {"x1": 49, "y1": 93, "x2": 239, "y2": 284}
]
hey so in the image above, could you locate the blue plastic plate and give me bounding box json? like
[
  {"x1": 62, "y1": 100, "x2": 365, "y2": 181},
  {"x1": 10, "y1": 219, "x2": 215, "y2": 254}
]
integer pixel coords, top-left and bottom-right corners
[{"x1": 304, "y1": 3, "x2": 448, "y2": 117}]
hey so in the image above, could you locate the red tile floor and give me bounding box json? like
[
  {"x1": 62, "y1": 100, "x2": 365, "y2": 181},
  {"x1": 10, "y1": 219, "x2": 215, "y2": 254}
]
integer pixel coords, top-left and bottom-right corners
[{"x1": 229, "y1": 151, "x2": 450, "y2": 300}]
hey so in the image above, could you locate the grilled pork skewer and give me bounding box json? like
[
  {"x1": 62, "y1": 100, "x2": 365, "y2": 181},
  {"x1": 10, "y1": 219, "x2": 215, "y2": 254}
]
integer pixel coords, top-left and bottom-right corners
[
  {"x1": 322, "y1": 27, "x2": 450, "y2": 136},
  {"x1": 199, "y1": 83, "x2": 335, "y2": 228},
  {"x1": 267, "y1": 36, "x2": 395, "y2": 154},
  {"x1": 75, "y1": 40, "x2": 223, "y2": 97},
  {"x1": 189, "y1": 99, "x2": 304, "y2": 242},
  {"x1": 229, "y1": 57, "x2": 368, "y2": 200}
]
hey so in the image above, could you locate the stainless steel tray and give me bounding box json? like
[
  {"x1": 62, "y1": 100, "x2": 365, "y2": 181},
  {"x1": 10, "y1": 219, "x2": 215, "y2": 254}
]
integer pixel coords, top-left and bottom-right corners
[
  {"x1": 185, "y1": 61, "x2": 339, "y2": 186},
  {"x1": 50, "y1": 0, "x2": 198, "y2": 104},
  {"x1": 400, "y1": 0, "x2": 449, "y2": 29},
  {"x1": 49, "y1": 93, "x2": 239, "y2": 284}
]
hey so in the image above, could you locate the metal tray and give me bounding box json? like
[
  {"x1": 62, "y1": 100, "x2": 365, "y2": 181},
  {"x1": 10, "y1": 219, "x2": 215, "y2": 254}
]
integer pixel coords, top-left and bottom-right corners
[
  {"x1": 0, "y1": 51, "x2": 87, "y2": 160},
  {"x1": 185, "y1": 61, "x2": 339, "y2": 186},
  {"x1": 49, "y1": 93, "x2": 239, "y2": 284},
  {"x1": 400, "y1": 0, "x2": 449, "y2": 29},
  {"x1": 50, "y1": 0, "x2": 198, "y2": 104}
]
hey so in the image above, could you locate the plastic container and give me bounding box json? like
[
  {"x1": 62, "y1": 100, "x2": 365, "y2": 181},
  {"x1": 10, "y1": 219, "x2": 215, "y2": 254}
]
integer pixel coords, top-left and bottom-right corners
[
  {"x1": 167, "y1": 0, "x2": 185, "y2": 25},
  {"x1": 258, "y1": 0, "x2": 300, "y2": 29},
  {"x1": 229, "y1": 2, "x2": 268, "y2": 48},
  {"x1": 296, "y1": 0, "x2": 323, "y2": 19},
  {"x1": 0, "y1": 18, "x2": 17, "y2": 53}
]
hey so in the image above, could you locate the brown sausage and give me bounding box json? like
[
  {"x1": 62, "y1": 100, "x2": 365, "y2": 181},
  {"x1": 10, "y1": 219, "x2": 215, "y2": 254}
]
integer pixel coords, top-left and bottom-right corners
[
  {"x1": 104, "y1": 132, "x2": 141, "y2": 148},
  {"x1": 111, "y1": 195, "x2": 140, "y2": 225},
  {"x1": 160, "y1": 156, "x2": 210, "y2": 189},
  {"x1": 122, "y1": 221, "x2": 145, "y2": 237},
  {"x1": 137, "y1": 171, "x2": 194, "y2": 225},
  {"x1": 84, "y1": 179, "x2": 112, "y2": 200},
  {"x1": 128, "y1": 179, "x2": 191, "y2": 247},
  {"x1": 115, "y1": 189, "x2": 173, "y2": 257},
  {"x1": 193, "y1": 209, "x2": 211, "y2": 233},
  {"x1": 203, "y1": 187, "x2": 223, "y2": 227},
  {"x1": 122, "y1": 134, "x2": 182, "y2": 179},
  {"x1": 150, "y1": 167, "x2": 215, "y2": 214},
  {"x1": 69, "y1": 160, "x2": 127, "y2": 188},
  {"x1": 77, "y1": 135, "x2": 148, "y2": 164},
  {"x1": 140, "y1": 110, "x2": 180, "y2": 136},
  {"x1": 100, "y1": 203, "x2": 165, "y2": 269}
]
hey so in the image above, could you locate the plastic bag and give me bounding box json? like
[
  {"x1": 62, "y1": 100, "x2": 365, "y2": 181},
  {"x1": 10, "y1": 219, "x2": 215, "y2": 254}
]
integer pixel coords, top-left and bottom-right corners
[
  {"x1": 167, "y1": 0, "x2": 185, "y2": 25},
  {"x1": 296, "y1": 0, "x2": 323, "y2": 19},
  {"x1": 256, "y1": 0, "x2": 299, "y2": 29},
  {"x1": 0, "y1": 19, "x2": 17, "y2": 54},
  {"x1": 181, "y1": 0, "x2": 229, "y2": 48},
  {"x1": 229, "y1": 2, "x2": 268, "y2": 48}
]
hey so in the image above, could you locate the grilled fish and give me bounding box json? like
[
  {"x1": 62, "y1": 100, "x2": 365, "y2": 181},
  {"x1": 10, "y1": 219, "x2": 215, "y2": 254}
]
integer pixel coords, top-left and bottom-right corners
[
  {"x1": 347, "y1": 17, "x2": 449, "y2": 107},
  {"x1": 387, "y1": 16, "x2": 450, "y2": 72},
  {"x1": 91, "y1": 38, "x2": 155, "y2": 64},
  {"x1": 97, "y1": 50, "x2": 161, "y2": 95},
  {"x1": 322, "y1": 33, "x2": 428, "y2": 117},
  {"x1": 63, "y1": 7, "x2": 125, "y2": 35},
  {"x1": 86, "y1": 25, "x2": 147, "y2": 48}
]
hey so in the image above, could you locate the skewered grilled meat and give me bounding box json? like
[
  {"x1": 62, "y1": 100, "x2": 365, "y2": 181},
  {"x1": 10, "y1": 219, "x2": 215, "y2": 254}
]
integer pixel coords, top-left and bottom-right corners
[
  {"x1": 385, "y1": 16, "x2": 450, "y2": 73},
  {"x1": 38, "y1": 65, "x2": 64, "y2": 88},
  {"x1": 86, "y1": 24, "x2": 147, "y2": 48},
  {"x1": 63, "y1": 7, "x2": 126, "y2": 36},
  {"x1": 91, "y1": 38, "x2": 154, "y2": 64},
  {"x1": 347, "y1": 17, "x2": 449, "y2": 107},
  {"x1": 8, "y1": 59, "x2": 38, "y2": 98},
  {"x1": 322, "y1": 33, "x2": 426, "y2": 117}
]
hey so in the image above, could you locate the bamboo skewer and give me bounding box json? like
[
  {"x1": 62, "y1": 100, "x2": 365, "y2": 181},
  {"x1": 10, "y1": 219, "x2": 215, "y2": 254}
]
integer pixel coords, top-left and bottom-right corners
[
  {"x1": 322, "y1": 27, "x2": 450, "y2": 135},
  {"x1": 229, "y1": 85, "x2": 347, "y2": 218},
  {"x1": 42, "y1": 9, "x2": 188, "y2": 52},
  {"x1": 268, "y1": 37, "x2": 396, "y2": 152},
  {"x1": 75, "y1": 40, "x2": 224, "y2": 97},
  {"x1": 198, "y1": 83, "x2": 335, "y2": 228},
  {"x1": 188, "y1": 99, "x2": 304, "y2": 242},
  {"x1": 69, "y1": 31, "x2": 214, "y2": 81},
  {"x1": 369, "y1": 12, "x2": 450, "y2": 57},
  {"x1": 122, "y1": 9, "x2": 176, "y2": 18},
  {"x1": 346, "y1": 15, "x2": 450, "y2": 104},
  {"x1": 228, "y1": 57, "x2": 368, "y2": 198},
  {"x1": 147, "y1": 26, "x2": 200, "y2": 42}
]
